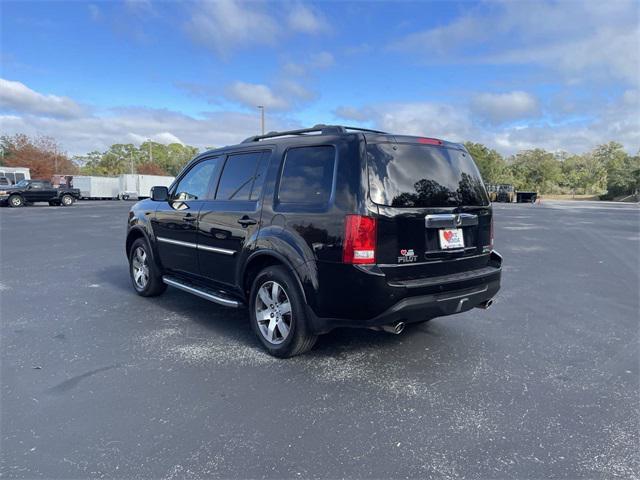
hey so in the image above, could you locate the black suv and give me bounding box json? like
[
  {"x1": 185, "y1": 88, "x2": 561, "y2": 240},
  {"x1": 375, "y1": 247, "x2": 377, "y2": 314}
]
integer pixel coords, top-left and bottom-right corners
[{"x1": 126, "y1": 125, "x2": 502, "y2": 357}]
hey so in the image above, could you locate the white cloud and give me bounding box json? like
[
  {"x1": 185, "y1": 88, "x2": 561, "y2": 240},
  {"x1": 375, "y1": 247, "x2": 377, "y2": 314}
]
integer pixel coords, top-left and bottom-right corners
[
  {"x1": 280, "y1": 51, "x2": 335, "y2": 77},
  {"x1": 287, "y1": 3, "x2": 328, "y2": 34},
  {"x1": 0, "y1": 80, "x2": 303, "y2": 154},
  {"x1": 333, "y1": 106, "x2": 372, "y2": 122},
  {"x1": 185, "y1": 0, "x2": 330, "y2": 56},
  {"x1": 224, "y1": 79, "x2": 315, "y2": 111},
  {"x1": 124, "y1": 0, "x2": 153, "y2": 11},
  {"x1": 0, "y1": 106, "x2": 299, "y2": 156},
  {"x1": 282, "y1": 62, "x2": 306, "y2": 76},
  {"x1": 186, "y1": 0, "x2": 279, "y2": 56},
  {"x1": 0, "y1": 78, "x2": 84, "y2": 118},
  {"x1": 335, "y1": 93, "x2": 639, "y2": 155},
  {"x1": 277, "y1": 79, "x2": 315, "y2": 101},
  {"x1": 128, "y1": 132, "x2": 184, "y2": 145},
  {"x1": 390, "y1": 0, "x2": 640, "y2": 84},
  {"x1": 308, "y1": 51, "x2": 334, "y2": 69},
  {"x1": 470, "y1": 91, "x2": 540, "y2": 124},
  {"x1": 225, "y1": 82, "x2": 290, "y2": 110}
]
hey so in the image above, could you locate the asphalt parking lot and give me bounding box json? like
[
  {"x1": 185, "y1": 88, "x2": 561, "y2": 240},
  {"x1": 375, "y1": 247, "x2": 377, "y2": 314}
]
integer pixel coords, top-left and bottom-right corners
[{"x1": 1, "y1": 200, "x2": 638, "y2": 479}]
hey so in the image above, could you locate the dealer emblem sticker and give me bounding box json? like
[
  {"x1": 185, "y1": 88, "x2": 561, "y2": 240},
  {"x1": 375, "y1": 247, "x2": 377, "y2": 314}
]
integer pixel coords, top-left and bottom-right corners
[{"x1": 398, "y1": 248, "x2": 418, "y2": 263}]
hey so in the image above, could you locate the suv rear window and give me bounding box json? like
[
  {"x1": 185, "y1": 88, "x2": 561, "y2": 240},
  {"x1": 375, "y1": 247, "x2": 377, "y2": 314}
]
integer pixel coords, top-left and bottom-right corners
[
  {"x1": 278, "y1": 146, "x2": 335, "y2": 204},
  {"x1": 367, "y1": 143, "x2": 489, "y2": 207}
]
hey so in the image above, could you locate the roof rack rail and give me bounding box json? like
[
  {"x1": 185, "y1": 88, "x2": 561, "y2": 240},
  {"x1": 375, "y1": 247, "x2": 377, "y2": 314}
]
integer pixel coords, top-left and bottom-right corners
[{"x1": 241, "y1": 124, "x2": 388, "y2": 143}]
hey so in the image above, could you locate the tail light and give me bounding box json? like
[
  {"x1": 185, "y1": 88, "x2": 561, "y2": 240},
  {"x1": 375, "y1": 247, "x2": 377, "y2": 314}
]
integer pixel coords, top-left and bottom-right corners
[{"x1": 343, "y1": 215, "x2": 377, "y2": 264}]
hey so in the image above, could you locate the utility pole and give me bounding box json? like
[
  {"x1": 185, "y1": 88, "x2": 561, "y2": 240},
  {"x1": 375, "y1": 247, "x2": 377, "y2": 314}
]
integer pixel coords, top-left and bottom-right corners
[
  {"x1": 130, "y1": 150, "x2": 134, "y2": 174},
  {"x1": 257, "y1": 105, "x2": 265, "y2": 135},
  {"x1": 148, "y1": 140, "x2": 153, "y2": 163}
]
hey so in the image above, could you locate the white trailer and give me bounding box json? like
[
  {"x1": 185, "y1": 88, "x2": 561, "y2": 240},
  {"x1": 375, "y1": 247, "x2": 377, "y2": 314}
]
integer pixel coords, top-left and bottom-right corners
[
  {"x1": 73, "y1": 176, "x2": 120, "y2": 199},
  {"x1": 0, "y1": 166, "x2": 31, "y2": 185},
  {"x1": 118, "y1": 174, "x2": 174, "y2": 200}
]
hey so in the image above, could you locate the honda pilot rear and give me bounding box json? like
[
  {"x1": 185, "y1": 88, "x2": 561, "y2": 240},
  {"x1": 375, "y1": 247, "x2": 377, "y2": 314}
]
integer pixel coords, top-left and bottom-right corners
[{"x1": 309, "y1": 134, "x2": 502, "y2": 332}]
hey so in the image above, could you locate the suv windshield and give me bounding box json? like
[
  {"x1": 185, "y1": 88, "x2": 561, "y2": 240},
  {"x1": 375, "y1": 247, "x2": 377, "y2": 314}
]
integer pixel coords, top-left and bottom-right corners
[
  {"x1": 367, "y1": 143, "x2": 489, "y2": 207},
  {"x1": 14, "y1": 180, "x2": 29, "y2": 188}
]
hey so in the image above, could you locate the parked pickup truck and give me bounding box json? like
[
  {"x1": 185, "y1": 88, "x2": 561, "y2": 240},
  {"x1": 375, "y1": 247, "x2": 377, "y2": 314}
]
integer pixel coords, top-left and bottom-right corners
[{"x1": 0, "y1": 179, "x2": 80, "y2": 207}]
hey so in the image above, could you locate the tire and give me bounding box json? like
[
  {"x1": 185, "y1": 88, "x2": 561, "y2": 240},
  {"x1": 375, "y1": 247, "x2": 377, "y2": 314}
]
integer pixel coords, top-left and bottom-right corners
[
  {"x1": 8, "y1": 194, "x2": 24, "y2": 208},
  {"x1": 60, "y1": 194, "x2": 74, "y2": 206},
  {"x1": 128, "y1": 238, "x2": 166, "y2": 297},
  {"x1": 249, "y1": 265, "x2": 317, "y2": 358}
]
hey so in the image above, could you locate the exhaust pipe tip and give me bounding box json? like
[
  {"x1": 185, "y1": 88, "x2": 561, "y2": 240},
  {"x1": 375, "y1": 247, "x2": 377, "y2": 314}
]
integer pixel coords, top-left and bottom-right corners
[
  {"x1": 382, "y1": 321, "x2": 405, "y2": 334},
  {"x1": 477, "y1": 298, "x2": 494, "y2": 310}
]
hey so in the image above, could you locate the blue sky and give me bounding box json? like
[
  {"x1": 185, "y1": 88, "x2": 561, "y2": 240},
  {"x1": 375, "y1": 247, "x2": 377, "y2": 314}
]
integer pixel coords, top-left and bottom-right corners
[{"x1": 1, "y1": 0, "x2": 638, "y2": 155}]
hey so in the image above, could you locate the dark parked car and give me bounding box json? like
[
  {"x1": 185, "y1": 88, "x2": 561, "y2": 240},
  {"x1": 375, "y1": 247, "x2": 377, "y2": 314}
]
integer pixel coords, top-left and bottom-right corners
[
  {"x1": 0, "y1": 179, "x2": 80, "y2": 207},
  {"x1": 126, "y1": 125, "x2": 502, "y2": 357}
]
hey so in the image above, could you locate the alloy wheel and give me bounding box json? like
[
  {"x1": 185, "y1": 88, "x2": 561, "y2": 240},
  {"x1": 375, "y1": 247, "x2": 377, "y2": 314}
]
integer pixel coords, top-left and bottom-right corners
[
  {"x1": 131, "y1": 246, "x2": 150, "y2": 290},
  {"x1": 255, "y1": 281, "x2": 292, "y2": 344}
]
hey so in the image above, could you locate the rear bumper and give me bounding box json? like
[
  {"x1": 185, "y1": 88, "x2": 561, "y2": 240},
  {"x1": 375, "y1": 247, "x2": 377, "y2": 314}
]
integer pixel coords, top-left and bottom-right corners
[{"x1": 304, "y1": 250, "x2": 502, "y2": 334}]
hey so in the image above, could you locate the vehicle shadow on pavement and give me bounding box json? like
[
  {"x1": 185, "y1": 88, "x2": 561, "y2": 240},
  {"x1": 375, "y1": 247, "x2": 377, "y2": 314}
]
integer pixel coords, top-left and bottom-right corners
[
  {"x1": 97, "y1": 265, "x2": 136, "y2": 293},
  {"x1": 96, "y1": 264, "x2": 443, "y2": 356}
]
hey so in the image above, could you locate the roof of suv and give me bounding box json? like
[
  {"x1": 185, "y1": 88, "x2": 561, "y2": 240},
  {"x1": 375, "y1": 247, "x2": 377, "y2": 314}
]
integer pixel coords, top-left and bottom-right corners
[{"x1": 200, "y1": 124, "x2": 466, "y2": 158}]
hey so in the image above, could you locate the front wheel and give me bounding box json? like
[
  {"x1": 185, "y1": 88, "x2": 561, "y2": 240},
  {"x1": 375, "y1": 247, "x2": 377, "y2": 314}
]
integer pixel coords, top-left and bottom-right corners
[
  {"x1": 8, "y1": 195, "x2": 24, "y2": 208},
  {"x1": 249, "y1": 266, "x2": 317, "y2": 358},
  {"x1": 129, "y1": 238, "x2": 166, "y2": 297}
]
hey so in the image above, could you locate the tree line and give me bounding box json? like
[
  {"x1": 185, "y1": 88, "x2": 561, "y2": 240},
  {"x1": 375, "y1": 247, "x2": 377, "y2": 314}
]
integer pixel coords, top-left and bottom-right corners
[
  {"x1": 0, "y1": 134, "x2": 200, "y2": 179},
  {"x1": 464, "y1": 141, "x2": 638, "y2": 199},
  {"x1": 1, "y1": 133, "x2": 638, "y2": 199}
]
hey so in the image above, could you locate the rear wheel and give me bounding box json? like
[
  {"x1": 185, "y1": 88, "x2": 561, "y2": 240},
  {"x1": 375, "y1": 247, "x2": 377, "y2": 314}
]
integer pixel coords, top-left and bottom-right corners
[
  {"x1": 60, "y1": 194, "x2": 74, "y2": 206},
  {"x1": 249, "y1": 266, "x2": 317, "y2": 358},
  {"x1": 129, "y1": 238, "x2": 166, "y2": 297},
  {"x1": 8, "y1": 195, "x2": 24, "y2": 208}
]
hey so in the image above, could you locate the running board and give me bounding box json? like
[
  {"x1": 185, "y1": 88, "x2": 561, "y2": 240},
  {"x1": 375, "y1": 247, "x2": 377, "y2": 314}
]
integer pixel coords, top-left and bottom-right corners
[{"x1": 162, "y1": 276, "x2": 242, "y2": 308}]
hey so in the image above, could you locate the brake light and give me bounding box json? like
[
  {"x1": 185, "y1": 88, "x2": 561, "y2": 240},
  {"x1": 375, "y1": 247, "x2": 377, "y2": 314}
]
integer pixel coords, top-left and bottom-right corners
[
  {"x1": 417, "y1": 137, "x2": 443, "y2": 145},
  {"x1": 343, "y1": 215, "x2": 377, "y2": 264}
]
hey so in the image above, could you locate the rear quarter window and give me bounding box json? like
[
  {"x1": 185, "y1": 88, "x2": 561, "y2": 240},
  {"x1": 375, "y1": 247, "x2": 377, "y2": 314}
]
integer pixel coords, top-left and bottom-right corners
[{"x1": 277, "y1": 146, "x2": 336, "y2": 205}]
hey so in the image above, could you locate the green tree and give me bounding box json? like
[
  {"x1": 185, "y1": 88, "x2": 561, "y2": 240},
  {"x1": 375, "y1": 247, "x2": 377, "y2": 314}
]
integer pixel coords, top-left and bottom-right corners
[
  {"x1": 509, "y1": 149, "x2": 561, "y2": 193},
  {"x1": 591, "y1": 142, "x2": 639, "y2": 197},
  {"x1": 77, "y1": 142, "x2": 199, "y2": 176},
  {"x1": 560, "y1": 153, "x2": 607, "y2": 195},
  {"x1": 464, "y1": 142, "x2": 510, "y2": 183}
]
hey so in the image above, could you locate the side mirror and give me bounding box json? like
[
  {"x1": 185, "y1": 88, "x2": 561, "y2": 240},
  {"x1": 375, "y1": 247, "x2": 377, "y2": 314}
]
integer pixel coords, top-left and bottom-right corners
[{"x1": 151, "y1": 186, "x2": 169, "y2": 201}]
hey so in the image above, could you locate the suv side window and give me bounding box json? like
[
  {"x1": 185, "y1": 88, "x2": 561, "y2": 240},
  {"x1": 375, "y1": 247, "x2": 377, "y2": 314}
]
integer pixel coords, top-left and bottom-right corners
[
  {"x1": 172, "y1": 158, "x2": 219, "y2": 201},
  {"x1": 215, "y1": 151, "x2": 267, "y2": 201},
  {"x1": 277, "y1": 146, "x2": 335, "y2": 205}
]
